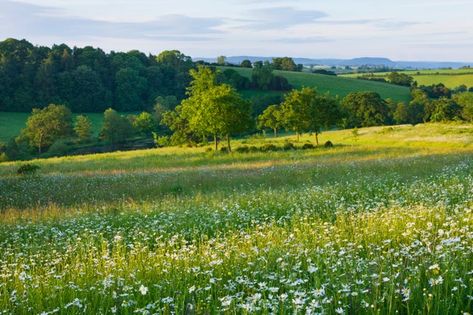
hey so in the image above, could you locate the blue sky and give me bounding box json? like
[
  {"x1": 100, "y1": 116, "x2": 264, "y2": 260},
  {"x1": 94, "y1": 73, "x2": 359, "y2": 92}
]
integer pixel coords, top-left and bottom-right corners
[{"x1": 0, "y1": 0, "x2": 472, "y2": 61}]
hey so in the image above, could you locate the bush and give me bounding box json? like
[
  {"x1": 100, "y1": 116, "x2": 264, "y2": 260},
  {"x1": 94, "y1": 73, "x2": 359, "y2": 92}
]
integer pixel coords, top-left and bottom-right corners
[
  {"x1": 46, "y1": 140, "x2": 70, "y2": 157},
  {"x1": 17, "y1": 164, "x2": 40, "y2": 175},
  {"x1": 235, "y1": 146, "x2": 250, "y2": 153},
  {"x1": 283, "y1": 142, "x2": 296, "y2": 151},
  {"x1": 153, "y1": 133, "x2": 170, "y2": 148},
  {"x1": 0, "y1": 153, "x2": 7, "y2": 163},
  {"x1": 302, "y1": 143, "x2": 315, "y2": 150},
  {"x1": 261, "y1": 144, "x2": 278, "y2": 152},
  {"x1": 324, "y1": 141, "x2": 334, "y2": 148},
  {"x1": 220, "y1": 147, "x2": 229, "y2": 153},
  {"x1": 249, "y1": 146, "x2": 259, "y2": 153}
]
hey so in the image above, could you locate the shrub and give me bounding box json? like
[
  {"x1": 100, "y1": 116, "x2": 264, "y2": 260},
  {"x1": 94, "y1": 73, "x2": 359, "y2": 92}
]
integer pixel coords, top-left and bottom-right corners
[
  {"x1": 249, "y1": 146, "x2": 259, "y2": 153},
  {"x1": 235, "y1": 146, "x2": 250, "y2": 153},
  {"x1": 283, "y1": 142, "x2": 296, "y2": 151},
  {"x1": 153, "y1": 133, "x2": 170, "y2": 148},
  {"x1": 46, "y1": 140, "x2": 70, "y2": 157},
  {"x1": 17, "y1": 164, "x2": 40, "y2": 175},
  {"x1": 324, "y1": 141, "x2": 334, "y2": 148},
  {"x1": 302, "y1": 143, "x2": 315, "y2": 150},
  {"x1": 261, "y1": 144, "x2": 278, "y2": 152},
  {"x1": 220, "y1": 147, "x2": 229, "y2": 153}
]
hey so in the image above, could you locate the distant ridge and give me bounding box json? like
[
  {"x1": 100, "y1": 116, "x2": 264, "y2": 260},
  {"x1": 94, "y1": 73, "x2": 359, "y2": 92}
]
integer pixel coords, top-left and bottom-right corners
[{"x1": 194, "y1": 56, "x2": 472, "y2": 70}]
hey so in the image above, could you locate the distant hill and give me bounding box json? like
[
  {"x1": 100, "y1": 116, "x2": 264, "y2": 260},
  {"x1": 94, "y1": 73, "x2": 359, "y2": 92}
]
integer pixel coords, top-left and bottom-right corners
[{"x1": 197, "y1": 56, "x2": 472, "y2": 70}]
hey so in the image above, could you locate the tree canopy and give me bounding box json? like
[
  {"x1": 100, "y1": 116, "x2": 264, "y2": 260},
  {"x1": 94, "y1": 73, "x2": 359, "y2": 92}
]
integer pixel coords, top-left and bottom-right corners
[
  {"x1": 20, "y1": 104, "x2": 73, "y2": 153},
  {"x1": 341, "y1": 92, "x2": 390, "y2": 127},
  {"x1": 0, "y1": 39, "x2": 194, "y2": 112}
]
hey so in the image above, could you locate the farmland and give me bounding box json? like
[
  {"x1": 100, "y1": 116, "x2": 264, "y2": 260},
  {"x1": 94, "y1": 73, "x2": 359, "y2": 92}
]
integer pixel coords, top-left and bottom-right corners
[
  {"x1": 1, "y1": 123, "x2": 472, "y2": 314},
  {"x1": 343, "y1": 68, "x2": 473, "y2": 88},
  {"x1": 220, "y1": 67, "x2": 412, "y2": 103}
]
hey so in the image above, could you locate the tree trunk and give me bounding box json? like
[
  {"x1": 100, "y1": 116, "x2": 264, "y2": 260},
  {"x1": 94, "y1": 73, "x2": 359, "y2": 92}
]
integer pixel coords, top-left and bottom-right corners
[
  {"x1": 315, "y1": 132, "x2": 319, "y2": 146},
  {"x1": 273, "y1": 128, "x2": 277, "y2": 137},
  {"x1": 226, "y1": 134, "x2": 232, "y2": 152},
  {"x1": 296, "y1": 133, "x2": 300, "y2": 142},
  {"x1": 38, "y1": 133, "x2": 43, "y2": 154},
  {"x1": 214, "y1": 134, "x2": 218, "y2": 151}
]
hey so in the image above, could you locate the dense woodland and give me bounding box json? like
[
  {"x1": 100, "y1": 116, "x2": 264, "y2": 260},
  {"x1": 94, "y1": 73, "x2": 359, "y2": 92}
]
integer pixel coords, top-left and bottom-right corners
[{"x1": 0, "y1": 39, "x2": 291, "y2": 113}]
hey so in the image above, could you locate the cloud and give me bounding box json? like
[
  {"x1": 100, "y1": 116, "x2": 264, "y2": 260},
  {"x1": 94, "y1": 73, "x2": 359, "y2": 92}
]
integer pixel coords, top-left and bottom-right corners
[
  {"x1": 0, "y1": 0, "x2": 224, "y2": 41},
  {"x1": 267, "y1": 36, "x2": 332, "y2": 44},
  {"x1": 245, "y1": 6, "x2": 328, "y2": 29}
]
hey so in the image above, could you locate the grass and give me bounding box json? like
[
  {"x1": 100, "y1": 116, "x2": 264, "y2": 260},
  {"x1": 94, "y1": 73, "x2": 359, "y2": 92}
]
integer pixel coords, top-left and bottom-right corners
[
  {"x1": 220, "y1": 67, "x2": 412, "y2": 103},
  {"x1": 0, "y1": 112, "x2": 105, "y2": 143},
  {"x1": 0, "y1": 123, "x2": 472, "y2": 314},
  {"x1": 342, "y1": 68, "x2": 473, "y2": 89}
]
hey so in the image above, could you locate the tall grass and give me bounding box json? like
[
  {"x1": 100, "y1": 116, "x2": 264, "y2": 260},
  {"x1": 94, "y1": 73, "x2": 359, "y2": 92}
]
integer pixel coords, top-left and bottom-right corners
[{"x1": 0, "y1": 123, "x2": 472, "y2": 314}]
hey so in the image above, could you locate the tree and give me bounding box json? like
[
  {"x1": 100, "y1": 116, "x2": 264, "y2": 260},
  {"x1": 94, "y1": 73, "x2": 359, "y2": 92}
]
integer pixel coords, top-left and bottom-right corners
[
  {"x1": 272, "y1": 57, "x2": 298, "y2": 71},
  {"x1": 408, "y1": 89, "x2": 429, "y2": 123},
  {"x1": 393, "y1": 102, "x2": 409, "y2": 124},
  {"x1": 179, "y1": 66, "x2": 252, "y2": 151},
  {"x1": 114, "y1": 68, "x2": 147, "y2": 111},
  {"x1": 0, "y1": 39, "x2": 198, "y2": 113},
  {"x1": 280, "y1": 87, "x2": 339, "y2": 144},
  {"x1": 251, "y1": 62, "x2": 274, "y2": 90},
  {"x1": 217, "y1": 56, "x2": 227, "y2": 66},
  {"x1": 341, "y1": 92, "x2": 390, "y2": 128},
  {"x1": 161, "y1": 106, "x2": 196, "y2": 145},
  {"x1": 100, "y1": 108, "x2": 134, "y2": 145},
  {"x1": 200, "y1": 84, "x2": 252, "y2": 151},
  {"x1": 58, "y1": 65, "x2": 110, "y2": 112},
  {"x1": 240, "y1": 60, "x2": 252, "y2": 68},
  {"x1": 218, "y1": 69, "x2": 250, "y2": 89},
  {"x1": 307, "y1": 94, "x2": 340, "y2": 145},
  {"x1": 20, "y1": 104, "x2": 73, "y2": 154},
  {"x1": 387, "y1": 72, "x2": 414, "y2": 87},
  {"x1": 133, "y1": 112, "x2": 156, "y2": 136},
  {"x1": 453, "y1": 92, "x2": 473, "y2": 122},
  {"x1": 74, "y1": 115, "x2": 92, "y2": 142},
  {"x1": 430, "y1": 98, "x2": 462, "y2": 122},
  {"x1": 257, "y1": 105, "x2": 284, "y2": 137},
  {"x1": 154, "y1": 95, "x2": 179, "y2": 124}
]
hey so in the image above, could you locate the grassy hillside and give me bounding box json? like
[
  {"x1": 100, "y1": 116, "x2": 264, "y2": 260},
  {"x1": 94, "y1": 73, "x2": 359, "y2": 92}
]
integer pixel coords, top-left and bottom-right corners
[
  {"x1": 1, "y1": 123, "x2": 472, "y2": 313},
  {"x1": 221, "y1": 67, "x2": 412, "y2": 103},
  {"x1": 343, "y1": 68, "x2": 473, "y2": 88},
  {"x1": 0, "y1": 112, "x2": 105, "y2": 143}
]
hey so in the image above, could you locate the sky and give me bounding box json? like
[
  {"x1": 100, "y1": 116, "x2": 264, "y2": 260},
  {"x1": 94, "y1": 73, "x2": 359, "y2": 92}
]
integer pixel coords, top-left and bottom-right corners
[{"x1": 0, "y1": 0, "x2": 472, "y2": 61}]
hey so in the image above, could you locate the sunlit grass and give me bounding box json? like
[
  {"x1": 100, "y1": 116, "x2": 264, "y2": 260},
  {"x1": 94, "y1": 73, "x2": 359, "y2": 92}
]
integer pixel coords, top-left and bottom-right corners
[{"x1": 0, "y1": 123, "x2": 472, "y2": 314}]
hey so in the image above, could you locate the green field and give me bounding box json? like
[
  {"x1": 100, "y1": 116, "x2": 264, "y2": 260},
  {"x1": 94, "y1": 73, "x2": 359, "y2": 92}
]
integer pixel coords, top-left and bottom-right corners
[
  {"x1": 343, "y1": 68, "x2": 473, "y2": 89},
  {"x1": 221, "y1": 67, "x2": 412, "y2": 103},
  {"x1": 1, "y1": 123, "x2": 473, "y2": 314},
  {"x1": 0, "y1": 112, "x2": 105, "y2": 143}
]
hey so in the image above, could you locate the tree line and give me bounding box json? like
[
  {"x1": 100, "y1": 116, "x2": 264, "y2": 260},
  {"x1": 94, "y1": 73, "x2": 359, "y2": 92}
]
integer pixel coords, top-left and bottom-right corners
[
  {"x1": 0, "y1": 38, "x2": 196, "y2": 112},
  {"x1": 2, "y1": 65, "x2": 473, "y2": 161}
]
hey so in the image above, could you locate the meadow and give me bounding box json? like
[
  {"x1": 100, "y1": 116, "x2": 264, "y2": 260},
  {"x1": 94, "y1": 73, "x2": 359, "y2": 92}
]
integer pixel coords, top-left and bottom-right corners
[
  {"x1": 220, "y1": 67, "x2": 412, "y2": 103},
  {"x1": 0, "y1": 112, "x2": 105, "y2": 143},
  {"x1": 343, "y1": 69, "x2": 473, "y2": 89},
  {"x1": 0, "y1": 123, "x2": 473, "y2": 314}
]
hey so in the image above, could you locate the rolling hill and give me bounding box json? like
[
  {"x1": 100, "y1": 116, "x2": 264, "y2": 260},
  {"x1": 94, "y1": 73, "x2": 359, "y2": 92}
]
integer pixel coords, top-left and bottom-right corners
[
  {"x1": 0, "y1": 112, "x2": 105, "y2": 143},
  {"x1": 221, "y1": 67, "x2": 412, "y2": 103},
  {"x1": 342, "y1": 68, "x2": 473, "y2": 89}
]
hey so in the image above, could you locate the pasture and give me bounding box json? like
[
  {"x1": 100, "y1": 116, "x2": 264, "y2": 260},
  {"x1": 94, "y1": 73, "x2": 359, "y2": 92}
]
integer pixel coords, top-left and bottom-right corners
[
  {"x1": 220, "y1": 67, "x2": 412, "y2": 103},
  {"x1": 343, "y1": 68, "x2": 473, "y2": 89},
  {"x1": 0, "y1": 123, "x2": 472, "y2": 314},
  {"x1": 0, "y1": 112, "x2": 106, "y2": 143}
]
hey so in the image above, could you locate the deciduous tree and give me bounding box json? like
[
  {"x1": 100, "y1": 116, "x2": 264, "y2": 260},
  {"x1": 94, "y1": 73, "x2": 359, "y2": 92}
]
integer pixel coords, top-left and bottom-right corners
[{"x1": 21, "y1": 104, "x2": 73, "y2": 154}]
